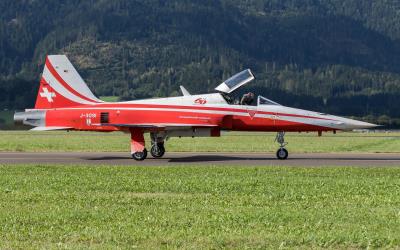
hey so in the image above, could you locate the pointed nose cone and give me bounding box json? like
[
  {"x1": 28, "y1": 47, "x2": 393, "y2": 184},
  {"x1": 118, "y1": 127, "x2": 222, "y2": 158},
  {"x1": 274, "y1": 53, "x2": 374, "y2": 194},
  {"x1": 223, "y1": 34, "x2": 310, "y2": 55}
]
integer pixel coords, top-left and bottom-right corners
[{"x1": 347, "y1": 120, "x2": 379, "y2": 130}]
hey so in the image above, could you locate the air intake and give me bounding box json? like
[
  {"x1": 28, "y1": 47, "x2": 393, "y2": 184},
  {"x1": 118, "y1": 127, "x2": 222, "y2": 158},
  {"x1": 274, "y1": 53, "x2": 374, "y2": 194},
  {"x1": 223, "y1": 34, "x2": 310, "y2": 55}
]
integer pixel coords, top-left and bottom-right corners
[{"x1": 100, "y1": 112, "x2": 109, "y2": 124}]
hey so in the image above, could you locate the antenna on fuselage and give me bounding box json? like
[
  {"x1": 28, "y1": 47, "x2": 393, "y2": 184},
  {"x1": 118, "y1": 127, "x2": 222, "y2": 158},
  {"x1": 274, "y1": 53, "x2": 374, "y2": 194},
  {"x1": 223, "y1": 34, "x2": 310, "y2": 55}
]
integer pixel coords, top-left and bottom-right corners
[{"x1": 180, "y1": 86, "x2": 191, "y2": 96}]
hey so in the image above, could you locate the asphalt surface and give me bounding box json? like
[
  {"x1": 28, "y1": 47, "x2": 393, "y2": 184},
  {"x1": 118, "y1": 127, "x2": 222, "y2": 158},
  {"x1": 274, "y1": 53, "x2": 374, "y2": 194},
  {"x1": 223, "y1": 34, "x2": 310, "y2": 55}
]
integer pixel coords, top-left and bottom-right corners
[{"x1": 0, "y1": 152, "x2": 399, "y2": 167}]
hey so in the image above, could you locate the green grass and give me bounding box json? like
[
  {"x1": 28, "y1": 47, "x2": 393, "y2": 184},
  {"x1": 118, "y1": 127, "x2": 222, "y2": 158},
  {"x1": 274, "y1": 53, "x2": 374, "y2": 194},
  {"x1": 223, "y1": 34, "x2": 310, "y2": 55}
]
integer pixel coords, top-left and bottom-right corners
[
  {"x1": 0, "y1": 131, "x2": 399, "y2": 153},
  {"x1": 0, "y1": 164, "x2": 399, "y2": 249},
  {"x1": 99, "y1": 96, "x2": 119, "y2": 102}
]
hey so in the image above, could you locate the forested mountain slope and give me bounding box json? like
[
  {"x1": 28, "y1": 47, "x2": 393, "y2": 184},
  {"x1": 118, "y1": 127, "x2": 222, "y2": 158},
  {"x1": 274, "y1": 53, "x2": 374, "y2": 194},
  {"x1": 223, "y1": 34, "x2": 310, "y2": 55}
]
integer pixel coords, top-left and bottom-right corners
[{"x1": 1, "y1": 0, "x2": 400, "y2": 125}]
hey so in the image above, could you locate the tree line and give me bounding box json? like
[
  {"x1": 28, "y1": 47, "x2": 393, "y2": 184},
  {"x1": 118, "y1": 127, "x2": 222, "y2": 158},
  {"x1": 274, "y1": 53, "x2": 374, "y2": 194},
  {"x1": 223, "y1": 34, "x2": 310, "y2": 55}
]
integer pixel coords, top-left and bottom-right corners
[{"x1": 1, "y1": 0, "x2": 400, "y2": 127}]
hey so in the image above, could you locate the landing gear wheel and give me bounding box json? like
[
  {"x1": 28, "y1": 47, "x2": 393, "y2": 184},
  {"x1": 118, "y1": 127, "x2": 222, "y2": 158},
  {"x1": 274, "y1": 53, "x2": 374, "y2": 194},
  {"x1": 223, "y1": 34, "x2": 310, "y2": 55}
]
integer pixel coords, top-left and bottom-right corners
[
  {"x1": 276, "y1": 148, "x2": 288, "y2": 160},
  {"x1": 150, "y1": 143, "x2": 165, "y2": 158},
  {"x1": 132, "y1": 148, "x2": 148, "y2": 161}
]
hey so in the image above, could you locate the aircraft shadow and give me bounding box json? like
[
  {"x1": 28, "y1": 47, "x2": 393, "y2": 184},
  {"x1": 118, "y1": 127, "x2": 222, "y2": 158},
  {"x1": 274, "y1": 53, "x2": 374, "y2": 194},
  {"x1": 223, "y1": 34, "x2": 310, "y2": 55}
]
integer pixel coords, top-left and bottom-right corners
[
  {"x1": 166, "y1": 155, "x2": 273, "y2": 163},
  {"x1": 83, "y1": 155, "x2": 400, "y2": 163},
  {"x1": 288, "y1": 157, "x2": 400, "y2": 161},
  {"x1": 83, "y1": 155, "x2": 273, "y2": 162},
  {"x1": 84, "y1": 156, "x2": 132, "y2": 161},
  {"x1": 167, "y1": 156, "x2": 400, "y2": 163}
]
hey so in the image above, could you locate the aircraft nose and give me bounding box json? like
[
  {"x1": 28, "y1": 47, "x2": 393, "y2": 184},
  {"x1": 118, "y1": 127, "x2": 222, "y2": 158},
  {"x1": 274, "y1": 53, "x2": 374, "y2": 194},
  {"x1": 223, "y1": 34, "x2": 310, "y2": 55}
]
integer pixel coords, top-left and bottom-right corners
[{"x1": 346, "y1": 120, "x2": 379, "y2": 129}]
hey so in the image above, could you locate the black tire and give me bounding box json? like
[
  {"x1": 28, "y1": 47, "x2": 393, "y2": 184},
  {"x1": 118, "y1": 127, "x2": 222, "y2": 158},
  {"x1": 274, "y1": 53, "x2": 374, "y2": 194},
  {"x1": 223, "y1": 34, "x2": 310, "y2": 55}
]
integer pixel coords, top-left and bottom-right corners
[
  {"x1": 150, "y1": 143, "x2": 165, "y2": 158},
  {"x1": 276, "y1": 148, "x2": 288, "y2": 160},
  {"x1": 132, "y1": 148, "x2": 147, "y2": 161}
]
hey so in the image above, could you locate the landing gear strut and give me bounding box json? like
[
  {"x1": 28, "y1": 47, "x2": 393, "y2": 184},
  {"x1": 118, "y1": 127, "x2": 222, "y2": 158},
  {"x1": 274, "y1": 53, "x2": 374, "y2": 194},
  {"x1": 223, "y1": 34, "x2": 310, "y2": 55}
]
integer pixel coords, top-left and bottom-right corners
[
  {"x1": 275, "y1": 131, "x2": 288, "y2": 160},
  {"x1": 129, "y1": 131, "x2": 167, "y2": 161},
  {"x1": 150, "y1": 132, "x2": 166, "y2": 158}
]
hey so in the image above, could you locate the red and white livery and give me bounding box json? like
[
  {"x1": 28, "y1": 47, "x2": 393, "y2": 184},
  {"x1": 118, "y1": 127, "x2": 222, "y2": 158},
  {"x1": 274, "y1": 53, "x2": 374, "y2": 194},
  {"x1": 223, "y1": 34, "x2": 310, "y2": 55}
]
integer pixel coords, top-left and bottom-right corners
[{"x1": 15, "y1": 55, "x2": 377, "y2": 160}]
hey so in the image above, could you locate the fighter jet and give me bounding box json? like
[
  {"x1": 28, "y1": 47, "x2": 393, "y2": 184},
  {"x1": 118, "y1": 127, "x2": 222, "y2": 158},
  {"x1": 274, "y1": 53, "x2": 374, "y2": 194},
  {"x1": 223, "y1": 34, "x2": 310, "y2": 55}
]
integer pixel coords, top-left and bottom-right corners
[{"x1": 14, "y1": 55, "x2": 377, "y2": 160}]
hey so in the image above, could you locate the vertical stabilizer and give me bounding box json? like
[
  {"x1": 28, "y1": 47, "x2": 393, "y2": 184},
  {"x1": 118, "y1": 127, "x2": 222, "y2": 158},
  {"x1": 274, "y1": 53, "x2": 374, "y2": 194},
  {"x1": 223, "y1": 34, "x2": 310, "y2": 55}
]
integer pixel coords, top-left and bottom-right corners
[{"x1": 35, "y1": 55, "x2": 102, "y2": 109}]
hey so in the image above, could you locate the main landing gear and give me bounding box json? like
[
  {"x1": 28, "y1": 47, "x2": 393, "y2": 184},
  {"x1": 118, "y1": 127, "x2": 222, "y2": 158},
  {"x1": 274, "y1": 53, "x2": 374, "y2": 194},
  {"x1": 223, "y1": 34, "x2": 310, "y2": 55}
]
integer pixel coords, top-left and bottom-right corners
[
  {"x1": 130, "y1": 128, "x2": 147, "y2": 161},
  {"x1": 130, "y1": 129, "x2": 167, "y2": 161},
  {"x1": 275, "y1": 131, "x2": 288, "y2": 160},
  {"x1": 150, "y1": 133, "x2": 166, "y2": 158},
  {"x1": 132, "y1": 149, "x2": 147, "y2": 161}
]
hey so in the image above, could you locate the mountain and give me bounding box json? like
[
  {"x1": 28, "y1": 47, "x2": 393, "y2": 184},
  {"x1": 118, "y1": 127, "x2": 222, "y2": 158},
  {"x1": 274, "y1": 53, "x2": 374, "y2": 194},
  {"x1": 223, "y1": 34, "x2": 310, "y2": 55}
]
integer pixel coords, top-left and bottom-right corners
[{"x1": 1, "y1": 0, "x2": 400, "y2": 126}]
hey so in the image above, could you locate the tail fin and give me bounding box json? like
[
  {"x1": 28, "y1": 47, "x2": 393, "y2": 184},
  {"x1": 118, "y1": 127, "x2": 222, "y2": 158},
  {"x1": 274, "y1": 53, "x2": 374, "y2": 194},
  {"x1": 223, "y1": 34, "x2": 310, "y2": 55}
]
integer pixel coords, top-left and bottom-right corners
[{"x1": 34, "y1": 55, "x2": 102, "y2": 109}]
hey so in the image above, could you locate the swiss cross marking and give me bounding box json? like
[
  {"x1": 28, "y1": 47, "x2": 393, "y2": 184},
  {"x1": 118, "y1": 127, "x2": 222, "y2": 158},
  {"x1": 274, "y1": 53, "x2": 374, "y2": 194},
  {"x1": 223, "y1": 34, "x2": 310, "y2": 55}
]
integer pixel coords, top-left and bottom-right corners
[{"x1": 40, "y1": 87, "x2": 56, "y2": 102}]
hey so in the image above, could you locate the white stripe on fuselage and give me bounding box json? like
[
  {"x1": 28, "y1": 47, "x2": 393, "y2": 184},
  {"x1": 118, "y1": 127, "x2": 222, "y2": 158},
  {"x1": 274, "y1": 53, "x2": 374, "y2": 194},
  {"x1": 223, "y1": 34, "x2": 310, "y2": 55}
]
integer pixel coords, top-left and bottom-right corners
[{"x1": 48, "y1": 105, "x2": 342, "y2": 129}]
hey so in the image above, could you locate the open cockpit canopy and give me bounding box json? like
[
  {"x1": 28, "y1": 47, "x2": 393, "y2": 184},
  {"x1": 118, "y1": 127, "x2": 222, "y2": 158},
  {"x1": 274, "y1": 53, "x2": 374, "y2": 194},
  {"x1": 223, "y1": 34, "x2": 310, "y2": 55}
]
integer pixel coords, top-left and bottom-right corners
[
  {"x1": 213, "y1": 69, "x2": 281, "y2": 106},
  {"x1": 215, "y1": 69, "x2": 255, "y2": 94}
]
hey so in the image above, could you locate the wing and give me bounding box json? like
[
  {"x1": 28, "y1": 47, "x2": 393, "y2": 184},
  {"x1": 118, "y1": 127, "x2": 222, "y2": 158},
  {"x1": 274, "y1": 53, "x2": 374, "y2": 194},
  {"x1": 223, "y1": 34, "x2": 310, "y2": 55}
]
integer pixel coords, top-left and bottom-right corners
[
  {"x1": 30, "y1": 126, "x2": 73, "y2": 131},
  {"x1": 101, "y1": 123, "x2": 218, "y2": 131}
]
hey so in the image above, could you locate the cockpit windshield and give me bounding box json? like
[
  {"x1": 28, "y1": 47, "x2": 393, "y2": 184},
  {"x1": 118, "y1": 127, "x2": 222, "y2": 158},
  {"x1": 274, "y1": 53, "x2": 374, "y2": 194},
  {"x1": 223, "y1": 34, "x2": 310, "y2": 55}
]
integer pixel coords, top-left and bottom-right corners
[
  {"x1": 215, "y1": 69, "x2": 255, "y2": 94},
  {"x1": 257, "y1": 96, "x2": 281, "y2": 106}
]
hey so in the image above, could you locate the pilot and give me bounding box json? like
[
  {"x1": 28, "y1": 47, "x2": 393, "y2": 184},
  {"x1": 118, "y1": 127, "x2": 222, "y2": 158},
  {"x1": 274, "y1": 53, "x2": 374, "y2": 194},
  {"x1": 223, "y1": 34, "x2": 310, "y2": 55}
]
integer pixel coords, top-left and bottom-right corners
[{"x1": 240, "y1": 92, "x2": 254, "y2": 105}]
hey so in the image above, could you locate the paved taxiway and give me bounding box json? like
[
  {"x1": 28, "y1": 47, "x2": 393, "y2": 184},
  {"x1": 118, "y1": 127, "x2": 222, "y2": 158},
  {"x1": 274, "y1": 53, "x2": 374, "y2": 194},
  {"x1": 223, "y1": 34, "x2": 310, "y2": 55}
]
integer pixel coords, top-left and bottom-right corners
[{"x1": 0, "y1": 152, "x2": 399, "y2": 167}]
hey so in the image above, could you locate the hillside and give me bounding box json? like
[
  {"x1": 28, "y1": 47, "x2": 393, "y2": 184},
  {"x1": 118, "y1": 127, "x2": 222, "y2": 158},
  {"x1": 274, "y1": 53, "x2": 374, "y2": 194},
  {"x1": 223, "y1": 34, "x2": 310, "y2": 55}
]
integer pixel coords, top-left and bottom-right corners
[{"x1": 1, "y1": 0, "x2": 400, "y2": 125}]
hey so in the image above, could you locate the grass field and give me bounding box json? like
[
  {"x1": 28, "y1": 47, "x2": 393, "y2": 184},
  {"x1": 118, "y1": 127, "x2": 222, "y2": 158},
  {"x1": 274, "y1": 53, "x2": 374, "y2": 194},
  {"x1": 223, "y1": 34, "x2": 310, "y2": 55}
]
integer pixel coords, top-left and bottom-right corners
[
  {"x1": 0, "y1": 131, "x2": 399, "y2": 153},
  {"x1": 99, "y1": 96, "x2": 119, "y2": 102},
  {"x1": 0, "y1": 164, "x2": 399, "y2": 249}
]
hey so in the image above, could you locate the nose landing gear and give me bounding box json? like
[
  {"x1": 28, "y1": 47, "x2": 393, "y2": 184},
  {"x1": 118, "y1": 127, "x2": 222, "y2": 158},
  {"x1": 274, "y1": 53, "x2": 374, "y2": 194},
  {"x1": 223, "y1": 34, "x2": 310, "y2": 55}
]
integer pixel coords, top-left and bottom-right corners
[{"x1": 275, "y1": 132, "x2": 288, "y2": 160}]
